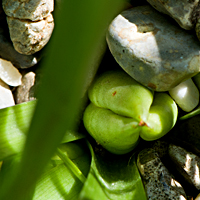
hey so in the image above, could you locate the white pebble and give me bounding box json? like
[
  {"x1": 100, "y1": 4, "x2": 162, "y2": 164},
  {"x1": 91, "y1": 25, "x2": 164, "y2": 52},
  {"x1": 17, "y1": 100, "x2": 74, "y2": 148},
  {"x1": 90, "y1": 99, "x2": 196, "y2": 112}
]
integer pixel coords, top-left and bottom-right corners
[
  {"x1": 169, "y1": 78, "x2": 199, "y2": 112},
  {"x1": 0, "y1": 79, "x2": 15, "y2": 109},
  {"x1": 0, "y1": 58, "x2": 22, "y2": 86},
  {"x1": 195, "y1": 193, "x2": 200, "y2": 200}
]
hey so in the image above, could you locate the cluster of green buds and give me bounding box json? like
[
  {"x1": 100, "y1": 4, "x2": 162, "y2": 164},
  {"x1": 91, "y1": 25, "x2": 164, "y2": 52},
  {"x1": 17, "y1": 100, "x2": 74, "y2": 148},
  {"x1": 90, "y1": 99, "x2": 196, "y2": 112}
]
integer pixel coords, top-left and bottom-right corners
[{"x1": 83, "y1": 70, "x2": 178, "y2": 155}]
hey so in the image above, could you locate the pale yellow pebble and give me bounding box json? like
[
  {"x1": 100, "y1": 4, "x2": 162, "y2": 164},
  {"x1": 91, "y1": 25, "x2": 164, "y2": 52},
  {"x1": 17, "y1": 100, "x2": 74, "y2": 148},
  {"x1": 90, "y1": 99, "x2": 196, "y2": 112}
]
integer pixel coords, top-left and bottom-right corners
[{"x1": 0, "y1": 58, "x2": 22, "y2": 86}]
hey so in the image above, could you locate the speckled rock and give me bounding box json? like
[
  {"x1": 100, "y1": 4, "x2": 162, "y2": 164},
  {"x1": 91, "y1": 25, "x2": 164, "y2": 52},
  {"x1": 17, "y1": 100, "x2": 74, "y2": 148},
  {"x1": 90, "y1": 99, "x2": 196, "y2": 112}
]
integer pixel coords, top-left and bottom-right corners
[
  {"x1": 147, "y1": 0, "x2": 200, "y2": 30},
  {"x1": 106, "y1": 5, "x2": 200, "y2": 91},
  {"x1": 137, "y1": 148, "x2": 187, "y2": 200},
  {"x1": 196, "y1": 18, "x2": 200, "y2": 41},
  {"x1": 14, "y1": 71, "x2": 36, "y2": 104},
  {"x1": 7, "y1": 14, "x2": 54, "y2": 55},
  {"x1": 2, "y1": 0, "x2": 54, "y2": 21},
  {"x1": 169, "y1": 144, "x2": 200, "y2": 190},
  {"x1": 0, "y1": 6, "x2": 39, "y2": 68}
]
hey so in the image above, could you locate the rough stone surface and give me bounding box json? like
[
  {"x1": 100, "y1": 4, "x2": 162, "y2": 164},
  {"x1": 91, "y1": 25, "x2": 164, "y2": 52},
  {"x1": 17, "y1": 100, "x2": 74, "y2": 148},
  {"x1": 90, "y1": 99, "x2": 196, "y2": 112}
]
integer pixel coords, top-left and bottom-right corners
[
  {"x1": 169, "y1": 144, "x2": 200, "y2": 190},
  {"x1": 7, "y1": 14, "x2": 54, "y2": 55},
  {"x1": 137, "y1": 148, "x2": 187, "y2": 200},
  {"x1": 106, "y1": 5, "x2": 200, "y2": 91},
  {"x1": 2, "y1": 0, "x2": 54, "y2": 21},
  {"x1": 14, "y1": 71, "x2": 36, "y2": 104},
  {"x1": 0, "y1": 6, "x2": 39, "y2": 68},
  {"x1": 196, "y1": 18, "x2": 200, "y2": 41},
  {"x1": 0, "y1": 33, "x2": 40, "y2": 68},
  {"x1": 147, "y1": 0, "x2": 199, "y2": 30},
  {"x1": 0, "y1": 79, "x2": 15, "y2": 109}
]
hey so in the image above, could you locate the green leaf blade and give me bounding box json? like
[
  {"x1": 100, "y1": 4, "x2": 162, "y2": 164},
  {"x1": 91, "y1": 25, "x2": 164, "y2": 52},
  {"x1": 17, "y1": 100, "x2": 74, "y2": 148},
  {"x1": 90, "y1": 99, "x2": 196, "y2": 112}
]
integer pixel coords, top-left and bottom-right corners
[{"x1": 79, "y1": 144, "x2": 147, "y2": 200}]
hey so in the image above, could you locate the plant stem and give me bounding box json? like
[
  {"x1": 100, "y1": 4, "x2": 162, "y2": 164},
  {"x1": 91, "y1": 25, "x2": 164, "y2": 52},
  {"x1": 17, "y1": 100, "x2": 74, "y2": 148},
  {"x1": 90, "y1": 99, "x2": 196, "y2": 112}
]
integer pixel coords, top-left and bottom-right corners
[
  {"x1": 179, "y1": 106, "x2": 200, "y2": 120},
  {"x1": 57, "y1": 148, "x2": 86, "y2": 183}
]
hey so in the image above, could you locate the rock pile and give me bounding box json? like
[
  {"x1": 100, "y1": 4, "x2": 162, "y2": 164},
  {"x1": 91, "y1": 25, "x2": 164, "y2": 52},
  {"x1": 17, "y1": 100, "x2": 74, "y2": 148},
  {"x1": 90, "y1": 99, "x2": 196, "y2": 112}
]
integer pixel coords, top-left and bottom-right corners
[
  {"x1": 107, "y1": 5, "x2": 200, "y2": 91},
  {"x1": 0, "y1": 0, "x2": 54, "y2": 109},
  {"x1": 106, "y1": 1, "x2": 200, "y2": 199}
]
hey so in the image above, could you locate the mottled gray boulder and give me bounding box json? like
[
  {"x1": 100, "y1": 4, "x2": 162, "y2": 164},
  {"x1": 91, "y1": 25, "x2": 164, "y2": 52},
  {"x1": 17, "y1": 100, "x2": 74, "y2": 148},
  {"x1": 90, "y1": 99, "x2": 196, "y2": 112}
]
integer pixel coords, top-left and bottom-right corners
[
  {"x1": 7, "y1": 14, "x2": 54, "y2": 55},
  {"x1": 2, "y1": 0, "x2": 54, "y2": 21},
  {"x1": 169, "y1": 144, "x2": 200, "y2": 190},
  {"x1": 106, "y1": 5, "x2": 200, "y2": 91},
  {"x1": 147, "y1": 0, "x2": 199, "y2": 30},
  {"x1": 137, "y1": 148, "x2": 187, "y2": 200}
]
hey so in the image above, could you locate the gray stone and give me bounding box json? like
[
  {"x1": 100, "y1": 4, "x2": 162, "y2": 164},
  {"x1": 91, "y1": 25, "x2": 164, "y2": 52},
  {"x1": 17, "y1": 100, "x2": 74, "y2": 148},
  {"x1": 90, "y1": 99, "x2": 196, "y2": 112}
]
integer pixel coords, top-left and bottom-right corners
[
  {"x1": 0, "y1": 33, "x2": 40, "y2": 68},
  {"x1": 14, "y1": 71, "x2": 36, "y2": 104},
  {"x1": 196, "y1": 18, "x2": 200, "y2": 41},
  {"x1": 7, "y1": 14, "x2": 54, "y2": 55},
  {"x1": 2, "y1": 0, "x2": 54, "y2": 21},
  {"x1": 0, "y1": 6, "x2": 39, "y2": 68},
  {"x1": 106, "y1": 5, "x2": 200, "y2": 91},
  {"x1": 137, "y1": 148, "x2": 187, "y2": 200},
  {"x1": 169, "y1": 144, "x2": 200, "y2": 190},
  {"x1": 147, "y1": 0, "x2": 199, "y2": 30}
]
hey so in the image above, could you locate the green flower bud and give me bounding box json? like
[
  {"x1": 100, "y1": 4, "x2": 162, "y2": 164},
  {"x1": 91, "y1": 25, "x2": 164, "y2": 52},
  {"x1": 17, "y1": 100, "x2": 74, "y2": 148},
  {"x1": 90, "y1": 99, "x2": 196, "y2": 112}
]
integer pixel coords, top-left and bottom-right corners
[
  {"x1": 88, "y1": 70, "x2": 154, "y2": 122},
  {"x1": 83, "y1": 103, "x2": 140, "y2": 154},
  {"x1": 140, "y1": 93, "x2": 178, "y2": 141},
  {"x1": 83, "y1": 71, "x2": 178, "y2": 154}
]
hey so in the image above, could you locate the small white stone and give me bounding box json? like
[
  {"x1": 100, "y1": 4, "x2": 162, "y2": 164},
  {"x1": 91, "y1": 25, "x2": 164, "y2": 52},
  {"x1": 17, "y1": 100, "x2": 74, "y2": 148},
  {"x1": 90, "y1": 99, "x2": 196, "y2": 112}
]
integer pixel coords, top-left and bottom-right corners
[
  {"x1": 0, "y1": 79, "x2": 15, "y2": 109},
  {"x1": 169, "y1": 78, "x2": 199, "y2": 112},
  {"x1": 195, "y1": 193, "x2": 200, "y2": 200},
  {"x1": 0, "y1": 58, "x2": 22, "y2": 86}
]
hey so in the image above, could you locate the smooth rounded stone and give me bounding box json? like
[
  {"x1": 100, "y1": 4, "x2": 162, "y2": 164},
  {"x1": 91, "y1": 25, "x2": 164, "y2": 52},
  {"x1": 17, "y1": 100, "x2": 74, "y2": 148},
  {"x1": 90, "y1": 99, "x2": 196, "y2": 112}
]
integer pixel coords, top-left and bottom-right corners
[
  {"x1": 169, "y1": 144, "x2": 200, "y2": 190},
  {"x1": 106, "y1": 5, "x2": 200, "y2": 91},
  {"x1": 14, "y1": 71, "x2": 36, "y2": 104},
  {"x1": 0, "y1": 58, "x2": 22, "y2": 86},
  {"x1": 169, "y1": 78, "x2": 199, "y2": 112},
  {"x1": 137, "y1": 148, "x2": 187, "y2": 200},
  {"x1": 2, "y1": 0, "x2": 54, "y2": 21},
  {"x1": 0, "y1": 79, "x2": 15, "y2": 109},
  {"x1": 7, "y1": 14, "x2": 54, "y2": 55},
  {"x1": 147, "y1": 0, "x2": 199, "y2": 30}
]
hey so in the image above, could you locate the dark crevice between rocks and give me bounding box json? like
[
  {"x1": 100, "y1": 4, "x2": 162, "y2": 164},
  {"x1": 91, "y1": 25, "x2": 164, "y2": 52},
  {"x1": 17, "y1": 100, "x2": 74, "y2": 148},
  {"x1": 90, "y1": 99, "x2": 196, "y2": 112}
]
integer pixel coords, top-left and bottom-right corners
[{"x1": 191, "y1": 0, "x2": 200, "y2": 25}]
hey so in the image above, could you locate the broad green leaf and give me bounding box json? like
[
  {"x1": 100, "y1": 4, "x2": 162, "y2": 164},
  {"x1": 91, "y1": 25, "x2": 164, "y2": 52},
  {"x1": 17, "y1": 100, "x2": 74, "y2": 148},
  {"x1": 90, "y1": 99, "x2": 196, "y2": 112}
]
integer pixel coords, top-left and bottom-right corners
[
  {"x1": 33, "y1": 141, "x2": 91, "y2": 200},
  {"x1": 0, "y1": 100, "x2": 84, "y2": 161},
  {"x1": 0, "y1": 101, "x2": 36, "y2": 161},
  {"x1": 79, "y1": 144, "x2": 147, "y2": 200},
  {"x1": 0, "y1": 140, "x2": 91, "y2": 200}
]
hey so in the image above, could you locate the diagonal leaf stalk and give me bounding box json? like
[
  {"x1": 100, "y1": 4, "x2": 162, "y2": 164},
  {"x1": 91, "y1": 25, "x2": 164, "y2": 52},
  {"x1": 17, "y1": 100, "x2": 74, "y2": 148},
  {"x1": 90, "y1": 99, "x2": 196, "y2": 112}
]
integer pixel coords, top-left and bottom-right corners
[
  {"x1": 0, "y1": 1, "x2": 126, "y2": 199},
  {"x1": 56, "y1": 148, "x2": 86, "y2": 183},
  {"x1": 179, "y1": 106, "x2": 200, "y2": 120}
]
